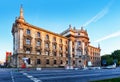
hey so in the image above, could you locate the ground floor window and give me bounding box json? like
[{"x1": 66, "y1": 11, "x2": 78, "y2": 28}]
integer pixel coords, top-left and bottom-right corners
[
  {"x1": 54, "y1": 60, "x2": 57, "y2": 64},
  {"x1": 37, "y1": 59, "x2": 41, "y2": 64},
  {"x1": 27, "y1": 58, "x2": 31, "y2": 64},
  {"x1": 46, "y1": 59, "x2": 49, "y2": 64},
  {"x1": 60, "y1": 60, "x2": 63, "y2": 64}
]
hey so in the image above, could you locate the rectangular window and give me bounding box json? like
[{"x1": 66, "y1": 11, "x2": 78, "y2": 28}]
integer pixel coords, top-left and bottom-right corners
[
  {"x1": 60, "y1": 39, "x2": 62, "y2": 43},
  {"x1": 37, "y1": 59, "x2": 41, "y2": 64},
  {"x1": 26, "y1": 39, "x2": 30, "y2": 45},
  {"x1": 26, "y1": 48, "x2": 30, "y2": 54},
  {"x1": 60, "y1": 60, "x2": 63, "y2": 64},
  {"x1": 60, "y1": 53, "x2": 63, "y2": 57},
  {"x1": 27, "y1": 58, "x2": 31, "y2": 64},
  {"x1": 45, "y1": 51, "x2": 49, "y2": 56},
  {"x1": 26, "y1": 29, "x2": 30, "y2": 35},
  {"x1": 46, "y1": 59, "x2": 49, "y2": 64},
  {"x1": 60, "y1": 46, "x2": 62, "y2": 50},
  {"x1": 66, "y1": 60, "x2": 68, "y2": 64},
  {"x1": 37, "y1": 41, "x2": 40, "y2": 46},
  {"x1": 37, "y1": 50, "x2": 41, "y2": 55},
  {"x1": 37, "y1": 32, "x2": 40, "y2": 37},
  {"x1": 53, "y1": 52, "x2": 56, "y2": 56},
  {"x1": 45, "y1": 43, "x2": 49, "y2": 48},
  {"x1": 77, "y1": 41, "x2": 81, "y2": 45},
  {"x1": 54, "y1": 60, "x2": 56, "y2": 64},
  {"x1": 53, "y1": 37, "x2": 56, "y2": 42},
  {"x1": 73, "y1": 61, "x2": 75, "y2": 64},
  {"x1": 53, "y1": 44, "x2": 56, "y2": 49}
]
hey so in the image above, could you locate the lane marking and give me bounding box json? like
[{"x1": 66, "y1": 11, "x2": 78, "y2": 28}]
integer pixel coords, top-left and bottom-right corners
[
  {"x1": 11, "y1": 71, "x2": 15, "y2": 82},
  {"x1": 21, "y1": 72, "x2": 42, "y2": 82}
]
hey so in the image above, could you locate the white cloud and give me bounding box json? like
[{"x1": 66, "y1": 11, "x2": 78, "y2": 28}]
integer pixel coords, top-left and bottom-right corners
[
  {"x1": 94, "y1": 31, "x2": 120, "y2": 43},
  {"x1": 82, "y1": 0, "x2": 113, "y2": 27}
]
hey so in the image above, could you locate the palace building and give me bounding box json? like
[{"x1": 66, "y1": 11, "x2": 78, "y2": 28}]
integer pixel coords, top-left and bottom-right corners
[{"x1": 11, "y1": 6, "x2": 101, "y2": 68}]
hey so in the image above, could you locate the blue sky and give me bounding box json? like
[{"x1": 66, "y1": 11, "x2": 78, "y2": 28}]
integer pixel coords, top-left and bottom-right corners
[{"x1": 0, "y1": 0, "x2": 120, "y2": 61}]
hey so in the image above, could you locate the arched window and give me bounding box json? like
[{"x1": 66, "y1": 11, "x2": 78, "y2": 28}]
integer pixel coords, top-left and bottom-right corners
[
  {"x1": 60, "y1": 39, "x2": 62, "y2": 43},
  {"x1": 53, "y1": 44, "x2": 56, "y2": 49},
  {"x1": 77, "y1": 41, "x2": 81, "y2": 45},
  {"x1": 46, "y1": 35, "x2": 49, "y2": 40},
  {"x1": 53, "y1": 37, "x2": 56, "y2": 42},
  {"x1": 26, "y1": 29, "x2": 30, "y2": 35},
  {"x1": 37, "y1": 32, "x2": 40, "y2": 37}
]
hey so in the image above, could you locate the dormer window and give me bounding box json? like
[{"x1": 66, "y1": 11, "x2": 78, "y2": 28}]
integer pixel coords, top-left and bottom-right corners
[{"x1": 26, "y1": 29, "x2": 30, "y2": 35}]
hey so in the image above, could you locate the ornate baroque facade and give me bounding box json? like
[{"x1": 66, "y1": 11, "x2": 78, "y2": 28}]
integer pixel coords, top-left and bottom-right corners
[{"x1": 11, "y1": 6, "x2": 101, "y2": 68}]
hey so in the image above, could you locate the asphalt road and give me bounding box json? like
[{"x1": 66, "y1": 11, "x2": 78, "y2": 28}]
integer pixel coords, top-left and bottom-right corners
[{"x1": 1, "y1": 68, "x2": 120, "y2": 82}]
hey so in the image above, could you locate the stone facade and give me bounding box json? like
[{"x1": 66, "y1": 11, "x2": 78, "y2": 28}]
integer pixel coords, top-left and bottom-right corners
[{"x1": 11, "y1": 6, "x2": 101, "y2": 68}]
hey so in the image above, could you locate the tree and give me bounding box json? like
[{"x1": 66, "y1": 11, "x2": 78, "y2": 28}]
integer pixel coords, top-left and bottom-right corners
[
  {"x1": 101, "y1": 50, "x2": 120, "y2": 66},
  {"x1": 111, "y1": 50, "x2": 120, "y2": 65},
  {"x1": 101, "y1": 54, "x2": 113, "y2": 66}
]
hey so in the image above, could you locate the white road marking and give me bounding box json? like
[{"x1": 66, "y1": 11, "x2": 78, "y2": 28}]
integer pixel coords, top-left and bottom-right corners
[
  {"x1": 11, "y1": 71, "x2": 15, "y2": 82},
  {"x1": 21, "y1": 72, "x2": 42, "y2": 82}
]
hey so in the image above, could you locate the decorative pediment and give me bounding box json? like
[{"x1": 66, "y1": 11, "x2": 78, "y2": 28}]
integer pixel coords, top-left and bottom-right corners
[
  {"x1": 35, "y1": 46, "x2": 42, "y2": 50},
  {"x1": 44, "y1": 40, "x2": 50, "y2": 43},
  {"x1": 24, "y1": 35, "x2": 32, "y2": 39},
  {"x1": 35, "y1": 37, "x2": 42, "y2": 41},
  {"x1": 44, "y1": 47, "x2": 50, "y2": 51}
]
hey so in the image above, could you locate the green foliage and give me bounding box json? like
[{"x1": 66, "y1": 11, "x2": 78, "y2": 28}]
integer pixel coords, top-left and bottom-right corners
[
  {"x1": 101, "y1": 50, "x2": 120, "y2": 66},
  {"x1": 101, "y1": 54, "x2": 113, "y2": 66},
  {"x1": 112, "y1": 50, "x2": 120, "y2": 61}
]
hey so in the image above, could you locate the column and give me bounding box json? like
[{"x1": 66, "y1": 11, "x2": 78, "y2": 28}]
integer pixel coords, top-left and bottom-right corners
[
  {"x1": 74, "y1": 40, "x2": 78, "y2": 67},
  {"x1": 82, "y1": 41, "x2": 85, "y2": 55},
  {"x1": 68, "y1": 39, "x2": 72, "y2": 68},
  {"x1": 41, "y1": 33, "x2": 45, "y2": 55},
  {"x1": 19, "y1": 28, "x2": 24, "y2": 53}
]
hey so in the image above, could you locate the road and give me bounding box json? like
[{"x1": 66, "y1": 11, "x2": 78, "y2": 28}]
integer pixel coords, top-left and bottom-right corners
[{"x1": 1, "y1": 68, "x2": 120, "y2": 82}]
